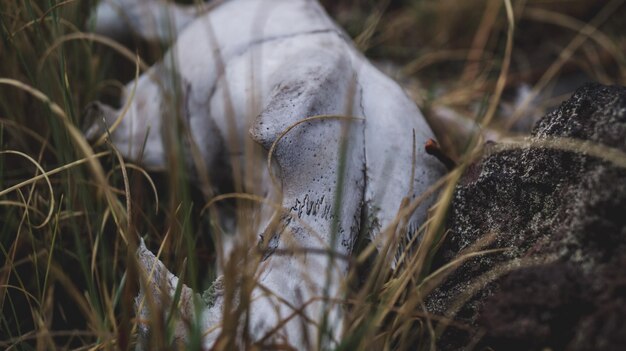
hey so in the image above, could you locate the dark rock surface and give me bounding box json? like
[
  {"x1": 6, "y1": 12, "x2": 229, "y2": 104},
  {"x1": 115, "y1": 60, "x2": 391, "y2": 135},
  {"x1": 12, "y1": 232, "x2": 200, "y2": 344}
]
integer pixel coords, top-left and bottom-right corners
[{"x1": 427, "y1": 83, "x2": 626, "y2": 350}]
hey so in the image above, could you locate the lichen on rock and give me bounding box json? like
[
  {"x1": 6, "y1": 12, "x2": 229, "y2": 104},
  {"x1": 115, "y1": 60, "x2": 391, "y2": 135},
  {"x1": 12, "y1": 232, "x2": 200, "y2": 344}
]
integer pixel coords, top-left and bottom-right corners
[{"x1": 429, "y1": 83, "x2": 626, "y2": 350}]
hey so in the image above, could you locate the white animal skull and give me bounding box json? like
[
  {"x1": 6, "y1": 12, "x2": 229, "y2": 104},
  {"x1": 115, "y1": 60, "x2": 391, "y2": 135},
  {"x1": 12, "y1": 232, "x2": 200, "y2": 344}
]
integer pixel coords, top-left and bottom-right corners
[{"x1": 87, "y1": 0, "x2": 444, "y2": 348}]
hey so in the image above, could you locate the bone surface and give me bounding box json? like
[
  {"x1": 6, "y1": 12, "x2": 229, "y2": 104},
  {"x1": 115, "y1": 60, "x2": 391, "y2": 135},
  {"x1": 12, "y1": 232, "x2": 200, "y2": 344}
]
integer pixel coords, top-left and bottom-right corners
[
  {"x1": 90, "y1": 0, "x2": 202, "y2": 42},
  {"x1": 89, "y1": 0, "x2": 444, "y2": 348}
]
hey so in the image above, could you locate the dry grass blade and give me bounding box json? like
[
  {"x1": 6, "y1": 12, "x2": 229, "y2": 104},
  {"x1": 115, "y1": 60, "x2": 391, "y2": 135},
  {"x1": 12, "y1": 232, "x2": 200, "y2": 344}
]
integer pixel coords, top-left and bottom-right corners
[
  {"x1": 0, "y1": 118, "x2": 58, "y2": 156},
  {"x1": 94, "y1": 54, "x2": 141, "y2": 147},
  {"x1": 108, "y1": 163, "x2": 160, "y2": 214},
  {"x1": 0, "y1": 150, "x2": 111, "y2": 197},
  {"x1": 2, "y1": 1, "x2": 625, "y2": 349},
  {"x1": 0, "y1": 200, "x2": 46, "y2": 218},
  {"x1": 109, "y1": 144, "x2": 132, "y2": 244},
  {"x1": 523, "y1": 7, "x2": 626, "y2": 74},
  {"x1": 0, "y1": 150, "x2": 54, "y2": 228},
  {"x1": 479, "y1": 0, "x2": 514, "y2": 128},
  {"x1": 506, "y1": 0, "x2": 626, "y2": 129},
  {"x1": 497, "y1": 136, "x2": 626, "y2": 169},
  {"x1": 403, "y1": 50, "x2": 482, "y2": 76},
  {"x1": 39, "y1": 32, "x2": 150, "y2": 73},
  {"x1": 354, "y1": 0, "x2": 390, "y2": 51},
  {"x1": 200, "y1": 193, "x2": 282, "y2": 216},
  {"x1": 461, "y1": 0, "x2": 501, "y2": 82},
  {"x1": 266, "y1": 114, "x2": 364, "y2": 189},
  {"x1": 416, "y1": 247, "x2": 506, "y2": 298},
  {"x1": 0, "y1": 78, "x2": 126, "y2": 236},
  {"x1": 435, "y1": 256, "x2": 552, "y2": 339}
]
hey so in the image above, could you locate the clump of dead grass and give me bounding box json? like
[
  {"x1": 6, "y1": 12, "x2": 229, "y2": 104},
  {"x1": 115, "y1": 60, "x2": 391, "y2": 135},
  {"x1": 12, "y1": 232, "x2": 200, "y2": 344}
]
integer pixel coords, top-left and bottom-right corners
[{"x1": 1, "y1": 0, "x2": 625, "y2": 350}]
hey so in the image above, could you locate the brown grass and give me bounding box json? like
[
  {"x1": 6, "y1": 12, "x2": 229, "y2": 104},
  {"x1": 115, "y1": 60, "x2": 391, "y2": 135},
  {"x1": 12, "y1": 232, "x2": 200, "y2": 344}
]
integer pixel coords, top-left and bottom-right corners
[{"x1": 1, "y1": 0, "x2": 625, "y2": 350}]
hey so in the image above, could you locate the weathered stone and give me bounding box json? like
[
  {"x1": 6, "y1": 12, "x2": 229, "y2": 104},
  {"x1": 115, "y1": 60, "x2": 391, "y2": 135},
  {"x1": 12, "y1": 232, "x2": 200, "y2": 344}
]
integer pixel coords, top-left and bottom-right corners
[{"x1": 429, "y1": 83, "x2": 626, "y2": 350}]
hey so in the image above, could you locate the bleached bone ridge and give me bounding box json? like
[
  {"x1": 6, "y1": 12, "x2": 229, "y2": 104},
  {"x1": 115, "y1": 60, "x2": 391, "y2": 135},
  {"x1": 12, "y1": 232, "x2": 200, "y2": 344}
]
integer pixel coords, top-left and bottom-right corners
[{"x1": 89, "y1": 0, "x2": 444, "y2": 348}]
